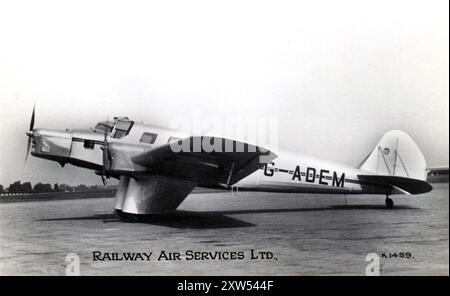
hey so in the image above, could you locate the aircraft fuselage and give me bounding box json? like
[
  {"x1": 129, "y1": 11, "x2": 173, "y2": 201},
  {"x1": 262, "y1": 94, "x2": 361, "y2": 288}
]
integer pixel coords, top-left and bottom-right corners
[{"x1": 29, "y1": 119, "x2": 390, "y2": 196}]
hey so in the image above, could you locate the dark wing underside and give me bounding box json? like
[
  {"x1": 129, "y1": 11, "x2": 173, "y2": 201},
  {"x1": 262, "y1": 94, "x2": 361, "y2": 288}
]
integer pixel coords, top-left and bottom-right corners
[{"x1": 132, "y1": 136, "x2": 277, "y2": 187}]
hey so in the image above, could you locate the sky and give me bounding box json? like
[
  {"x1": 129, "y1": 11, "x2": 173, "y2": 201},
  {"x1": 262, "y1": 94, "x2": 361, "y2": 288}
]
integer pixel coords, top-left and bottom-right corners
[{"x1": 0, "y1": 0, "x2": 448, "y2": 186}]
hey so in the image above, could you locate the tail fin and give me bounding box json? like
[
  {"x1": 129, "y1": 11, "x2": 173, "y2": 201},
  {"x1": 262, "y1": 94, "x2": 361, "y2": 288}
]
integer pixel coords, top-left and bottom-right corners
[{"x1": 359, "y1": 130, "x2": 427, "y2": 181}]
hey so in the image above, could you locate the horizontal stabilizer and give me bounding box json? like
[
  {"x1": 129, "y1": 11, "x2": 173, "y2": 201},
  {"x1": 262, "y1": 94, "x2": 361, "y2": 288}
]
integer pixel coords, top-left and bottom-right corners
[{"x1": 358, "y1": 175, "x2": 433, "y2": 195}]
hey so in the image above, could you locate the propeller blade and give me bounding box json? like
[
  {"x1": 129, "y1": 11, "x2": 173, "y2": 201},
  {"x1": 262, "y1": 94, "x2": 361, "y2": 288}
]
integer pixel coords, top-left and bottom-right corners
[
  {"x1": 25, "y1": 104, "x2": 36, "y2": 163},
  {"x1": 102, "y1": 116, "x2": 110, "y2": 175},
  {"x1": 25, "y1": 137, "x2": 32, "y2": 162},
  {"x1": 102, "y1": 128, "x2": 107, "y2": 171},
  {"x1": 29, "y1": 104, "x2": 35, "y2": 131}
]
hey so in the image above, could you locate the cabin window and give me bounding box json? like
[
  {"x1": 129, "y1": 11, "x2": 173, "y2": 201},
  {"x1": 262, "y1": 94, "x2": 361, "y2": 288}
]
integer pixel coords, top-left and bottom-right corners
[
  {"x1": 83, "y1": 140, "x2": 95, "y2": 149},
  {"x1": 140, "y1": 132, "x2": 158, "y2": 144},
  {"x1": 168, "y1": 136, "x2": 181, "y2": 143}
]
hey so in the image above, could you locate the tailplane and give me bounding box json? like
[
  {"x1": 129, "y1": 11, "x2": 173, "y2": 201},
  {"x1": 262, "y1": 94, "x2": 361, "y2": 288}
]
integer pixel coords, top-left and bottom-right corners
[
  {"x1": 357, "y1": 174, "x2": 432, "y2": 195},
  {"x1": 359, "y1": 130, "x2": 427, "y2": 181}
]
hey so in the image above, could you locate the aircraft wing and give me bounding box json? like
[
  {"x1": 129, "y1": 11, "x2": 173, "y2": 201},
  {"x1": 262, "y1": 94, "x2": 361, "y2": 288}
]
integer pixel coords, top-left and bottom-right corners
[
  {"x1": 357, "y1": 175, "x2": 433, "y2": 195},
  {"x1": 132, "y1": 136, "x2": 277, "y2": 187}
]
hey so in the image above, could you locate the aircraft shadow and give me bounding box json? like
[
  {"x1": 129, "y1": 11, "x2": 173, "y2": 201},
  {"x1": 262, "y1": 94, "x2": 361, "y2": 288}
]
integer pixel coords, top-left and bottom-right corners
[
  {"x1": 124, "y1": 212, "x2": 257, "y2": 229},
  {"x1": 204, "y1": 204, "x2": 419, "y2": 215},
  {"x1": 37, "y1": 212, "x2": 256, "y2": 229},
  {"x1": 36, "y1": 204, "x2": 419, "y2": 229}
]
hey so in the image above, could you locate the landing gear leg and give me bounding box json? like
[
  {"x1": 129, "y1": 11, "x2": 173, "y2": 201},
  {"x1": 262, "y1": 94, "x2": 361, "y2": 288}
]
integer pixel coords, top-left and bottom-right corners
[{"x1": 385, "y1": 195, "x2": 394, "y2": 209}]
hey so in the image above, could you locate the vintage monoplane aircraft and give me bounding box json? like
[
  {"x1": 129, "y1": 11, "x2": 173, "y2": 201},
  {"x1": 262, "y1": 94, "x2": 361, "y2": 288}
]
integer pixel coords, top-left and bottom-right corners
[{"x1": 25, "y1": 107, "x2": 432, "y2": 219}]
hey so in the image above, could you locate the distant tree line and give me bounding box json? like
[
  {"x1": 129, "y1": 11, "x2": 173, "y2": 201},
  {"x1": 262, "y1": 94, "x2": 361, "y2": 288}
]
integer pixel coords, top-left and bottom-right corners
[{"x1": 0, "y1": 181, "x2": 116, "y2": 194}]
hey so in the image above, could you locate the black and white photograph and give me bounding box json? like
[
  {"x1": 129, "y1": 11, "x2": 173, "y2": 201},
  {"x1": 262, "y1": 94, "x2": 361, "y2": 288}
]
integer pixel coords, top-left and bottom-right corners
[{"x1": 0, "y1": 0, "x2": 448, "y2": 285}]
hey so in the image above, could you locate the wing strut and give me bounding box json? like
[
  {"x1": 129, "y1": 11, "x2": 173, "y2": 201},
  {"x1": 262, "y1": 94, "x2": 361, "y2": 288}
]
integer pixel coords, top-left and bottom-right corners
[{"x1": 226, "y1": 162, "x2": 235, "y2": 188}]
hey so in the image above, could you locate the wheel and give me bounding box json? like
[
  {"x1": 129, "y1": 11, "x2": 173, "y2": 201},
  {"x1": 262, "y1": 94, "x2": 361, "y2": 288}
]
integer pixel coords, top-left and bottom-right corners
[
  {"x1": 114, "y1": 210, "x2": 144, "y2": 222},
  {"x1": 125, "y1": 213, "x2": 143, "y2": 222},
  {"x1": 114, "y1": 209, "x2": 126, "y2": 218},
  {"x1": 385, "y1": 196, "x2": 394, "y2": 209}
]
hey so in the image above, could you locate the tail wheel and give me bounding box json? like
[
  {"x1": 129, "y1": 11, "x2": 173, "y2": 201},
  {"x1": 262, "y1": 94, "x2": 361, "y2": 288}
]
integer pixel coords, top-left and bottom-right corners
[{"x1": 385, "y1": 196, "x2": 394, "y2": 209}]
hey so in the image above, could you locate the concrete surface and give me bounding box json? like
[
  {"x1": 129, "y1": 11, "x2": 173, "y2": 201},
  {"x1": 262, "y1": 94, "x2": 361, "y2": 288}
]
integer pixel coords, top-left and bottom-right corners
[{"x1": 0, "y1": 183, "x2": 448, "y2": 275}]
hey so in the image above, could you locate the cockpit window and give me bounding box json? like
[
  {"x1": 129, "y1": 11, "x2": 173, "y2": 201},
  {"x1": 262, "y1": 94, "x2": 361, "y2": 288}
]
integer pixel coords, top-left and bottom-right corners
[
  {"x1": 94, "y1": 123, "x2": 113, "y2": 133},
  {"x1": 112, "y1": 129, "x2": 127, "y2": 138},
  {"x1": 111, "y1": 120, "x2": 133, "y2": 139}
]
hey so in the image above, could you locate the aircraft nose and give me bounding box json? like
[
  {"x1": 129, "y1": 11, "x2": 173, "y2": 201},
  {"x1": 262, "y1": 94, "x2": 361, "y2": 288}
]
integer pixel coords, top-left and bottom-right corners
[{"x1": 29, "y1": 129, "x2": 72, "y2": 161}]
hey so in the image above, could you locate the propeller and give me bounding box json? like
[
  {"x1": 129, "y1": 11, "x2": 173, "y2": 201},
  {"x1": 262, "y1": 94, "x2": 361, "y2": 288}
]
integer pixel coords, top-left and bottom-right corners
[
  {"x1": 101, "y1": 117, "x2": 111, "y2": 185},
  {"x1": 25, "y1": 104, "x2": 36, "y2": 162}
]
